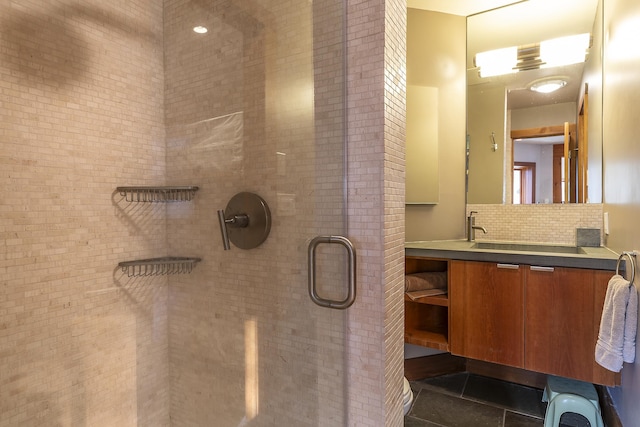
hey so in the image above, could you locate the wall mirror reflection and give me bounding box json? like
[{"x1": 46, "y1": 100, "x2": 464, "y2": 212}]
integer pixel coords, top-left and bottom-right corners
[{"x1": 466, "y1": 0, "x2": 603, "y2": 204}]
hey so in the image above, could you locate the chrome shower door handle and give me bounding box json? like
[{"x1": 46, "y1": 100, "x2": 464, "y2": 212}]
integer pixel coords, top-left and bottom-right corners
[{"x1": 308, "y1": 235, "x2": 356, "y2": 309}]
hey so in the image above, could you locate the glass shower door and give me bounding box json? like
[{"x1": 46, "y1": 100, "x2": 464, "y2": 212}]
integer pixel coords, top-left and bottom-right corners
[{"x1": 165, "y1": 0, "x2": 350, "y2": 425}]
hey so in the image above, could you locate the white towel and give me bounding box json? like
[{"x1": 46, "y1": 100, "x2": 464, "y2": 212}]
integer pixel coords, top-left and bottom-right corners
[
  {"x1": 595, "y1": 274, "x2": 638, "y2": 372},
  {"x1": 624, "y1": 281, "x2": 638, "y2": 363}
]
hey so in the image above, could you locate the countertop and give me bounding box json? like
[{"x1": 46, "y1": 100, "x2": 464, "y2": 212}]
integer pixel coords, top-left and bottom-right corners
[{"x1": 405, "y1": 239, "x2": 621, "y2": 270}]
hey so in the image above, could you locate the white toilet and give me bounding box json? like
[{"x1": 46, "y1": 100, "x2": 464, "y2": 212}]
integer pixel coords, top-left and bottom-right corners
[{"x1": 403, "y1": 377, "x2": 414, "y2": 415}]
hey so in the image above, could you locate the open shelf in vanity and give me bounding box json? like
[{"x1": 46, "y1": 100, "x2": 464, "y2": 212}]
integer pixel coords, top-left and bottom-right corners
[{"x1": 404, "y1": 256, "x2": 449, "y2": 351}]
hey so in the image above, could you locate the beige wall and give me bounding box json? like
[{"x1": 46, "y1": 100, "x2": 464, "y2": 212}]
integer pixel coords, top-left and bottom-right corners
[
  {"x1": 0, "y1": 1, "x2": 168, "y2": 425},
  {"x1": 510, "y1": 102, "x2": 576, "y2": 129},
  {"x1": 467, "y1": 85, "x2": 506, "y2": 204},
  {"x1": 405, "y1": 9, "x2": 467, "y2": 241},
  {"x1": 602, "y1": 0, "x2": 640, "y2": 424},
  {"x1": 406, "y1": 85, "x2": 439, "y2": 204}
]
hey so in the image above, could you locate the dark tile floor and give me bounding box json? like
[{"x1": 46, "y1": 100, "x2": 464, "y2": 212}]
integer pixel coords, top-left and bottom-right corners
[{"x1": 405, "y1": 373, "x2": 592, "y2": 427}]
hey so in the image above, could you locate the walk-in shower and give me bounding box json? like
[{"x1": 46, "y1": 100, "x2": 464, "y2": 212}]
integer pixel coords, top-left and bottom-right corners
[{"x1": 0, "y1": 0, "x2": 406, "y2": 425}]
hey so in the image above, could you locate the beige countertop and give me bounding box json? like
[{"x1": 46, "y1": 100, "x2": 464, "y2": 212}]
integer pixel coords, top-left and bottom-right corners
[{"x1": 405, "y1": 239, "x2": 620, "y2": 271}]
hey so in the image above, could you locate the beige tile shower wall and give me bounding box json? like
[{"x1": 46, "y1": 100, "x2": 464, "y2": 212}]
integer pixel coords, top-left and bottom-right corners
[
  {"x1": 344, "y1": 0, "x2": 407, "y2": 424},
  {"x1": 382, "y1": 0, "x2": 407, "y2": 425},
  {"x1": 467, "y1": 204, "x2": 604, "y2": 245},
  {"x1": 164, "y1": 2, "x2": 266, "y2": 424},
  {"x1": 165, "y1": 0, "x2": 356, "y2": 426},
  {"x1": 0, "y1": 1, "x2": 168, "y2": 426}
]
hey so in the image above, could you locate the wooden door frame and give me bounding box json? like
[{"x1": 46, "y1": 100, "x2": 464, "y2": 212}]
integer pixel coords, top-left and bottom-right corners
[
  {"x1": 577, "y1": 84, "x2": 589, "y2": 203},
  {"x1": 510, "y1": 123, "x2": 577, "y2": 203},
  {"x1": 514, "y1": 161, "x2": 536, "y2": 204},
  {"x1": 552, "y1": 144, "x2": 564, "y2": 203}
]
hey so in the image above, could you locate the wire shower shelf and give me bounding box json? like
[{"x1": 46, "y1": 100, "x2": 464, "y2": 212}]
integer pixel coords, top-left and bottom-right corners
[
  {"x1": 118, "y1": 257, "x2": 201, "y2": 277},
  {"x1": 117, "y1": 186, "x2": 199, "y2": 202}
]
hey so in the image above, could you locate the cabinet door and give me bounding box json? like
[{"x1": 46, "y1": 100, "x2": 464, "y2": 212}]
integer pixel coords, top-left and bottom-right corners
[
  {"x1": 525, "y1": 266, "x2": 619, "y2": 385},
  {"x1": 450, "y1": 260, "x2": 524, "y2": 368}
]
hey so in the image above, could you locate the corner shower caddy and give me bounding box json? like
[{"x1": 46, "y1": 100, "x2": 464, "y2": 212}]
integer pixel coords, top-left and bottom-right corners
[
  {"x1": 118, "y1": 256, "x2": 201, "y2": 277},
  {"x1": 116, "y1": 185, "x2": 201, "y2": 277},
  {"x1": 116, "y1": 185, "x2": 199, "y2": 202}
]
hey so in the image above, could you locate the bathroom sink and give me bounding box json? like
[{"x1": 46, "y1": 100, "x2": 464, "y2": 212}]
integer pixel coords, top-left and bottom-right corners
[{"x1": 472, "y1": 242, "x2": 586, "y2": 254}]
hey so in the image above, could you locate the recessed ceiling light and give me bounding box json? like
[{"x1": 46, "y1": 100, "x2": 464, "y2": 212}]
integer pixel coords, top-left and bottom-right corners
[
  {"x1": 193, "y1": 26, "x2": 208, "y2": 34},
  {"x1": 529, "y1": 78, "x2": 567, "y2": 94}
]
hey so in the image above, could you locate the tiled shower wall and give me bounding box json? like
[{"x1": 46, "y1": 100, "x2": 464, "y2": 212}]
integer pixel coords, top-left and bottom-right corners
[
  {"x1": 0, "y1": 1, "x2": 169, "y2": 426},
  {"x1": 164, "y1": 0, "x2": 405, "y2": 425},
  {"x1": 380, "y1": 0, "x2": 406, "y2": 424},
  {"x1": 164, "y1": 0, "x2": 296, "y2": 424}
]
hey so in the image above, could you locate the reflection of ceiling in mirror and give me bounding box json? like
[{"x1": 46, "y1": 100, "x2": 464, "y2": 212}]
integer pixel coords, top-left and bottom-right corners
[
  {"x1": 406, "y1": 0, "x2": 522, "y2": 16},
  {"x1": 478, "y1": 62, "x2": 586, "y2": 109},
  {"x1": 409, "y1": 0, "x2": 600, "y2": 109},
  {"x1": 467, "y1": 0, "x2": 599, "y2": 109},
  {"x1": 467, "y1": 0, "x2": 598, "y2": 59}
]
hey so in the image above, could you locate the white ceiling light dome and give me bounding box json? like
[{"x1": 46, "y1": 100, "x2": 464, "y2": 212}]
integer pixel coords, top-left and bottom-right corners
[{"x1": 529, "y1": 77, "x2": 568, "y2": 94}]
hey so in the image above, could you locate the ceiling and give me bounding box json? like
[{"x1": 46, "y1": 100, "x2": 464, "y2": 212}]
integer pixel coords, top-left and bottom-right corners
[
  {"x1": 406, "y1": 0, "x2": 522, "y2": 16},
  {"x1": 408, "y1": 0, "x2": 600, "y2": 110}
]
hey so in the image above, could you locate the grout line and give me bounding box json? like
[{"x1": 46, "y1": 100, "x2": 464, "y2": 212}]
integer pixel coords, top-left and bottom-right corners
[
  {"x1": 460, "y1": 373, "x2": 470, "y2": 397},
  {"x1": 405, "y1": 415, "x2": 448, "y2": 427},
  {"x1": 506, "y1": 408, "x2": 545, "y2": 420},
  {"x1": 409, "y1": 375, "x2": 548, "y2": 425}
]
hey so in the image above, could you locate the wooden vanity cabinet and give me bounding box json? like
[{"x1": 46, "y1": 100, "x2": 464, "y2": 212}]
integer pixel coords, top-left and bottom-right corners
[
  {"x1": 449, "y1": 260, "x2": 525, "y2": 368},
  {"x1": 448, "y1": 259, "x2": 620, "y2": 386},
  {"x1": 525, "y1": 266, "x2": 618, "y2": 385}
]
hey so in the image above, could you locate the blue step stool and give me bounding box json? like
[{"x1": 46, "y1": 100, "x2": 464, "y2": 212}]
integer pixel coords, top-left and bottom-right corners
[{"x1": 542, "y1": 375, "x2": 604, "y2": 427}]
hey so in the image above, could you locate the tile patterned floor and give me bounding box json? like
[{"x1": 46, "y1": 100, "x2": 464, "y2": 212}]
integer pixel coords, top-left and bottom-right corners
[{"x1": 405, "y1": 373, "x2": 592, "y2": 427}]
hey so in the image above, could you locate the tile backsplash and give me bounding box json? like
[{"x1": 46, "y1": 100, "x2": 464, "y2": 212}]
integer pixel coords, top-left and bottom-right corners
[{"x1": 467, "y1": 204, "x2": 604, "y2": 246}]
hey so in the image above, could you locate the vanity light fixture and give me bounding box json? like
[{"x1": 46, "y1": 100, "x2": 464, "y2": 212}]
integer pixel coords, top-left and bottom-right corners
[
  {"x1": 529, "y1": 78, "x2": 568, "y2": 94},
  {"x1": 540, "y1": 33, "x2": 590, "y2": 67},
  {"x1": 475, "y1": 33, "x2": 590, "y2": 78},
  {"x1": 193, "y1": 25, "x2": 208, "y2": 34},
  {"x1": 475, "y1": 46, "x2": 518, "y2": 78}
]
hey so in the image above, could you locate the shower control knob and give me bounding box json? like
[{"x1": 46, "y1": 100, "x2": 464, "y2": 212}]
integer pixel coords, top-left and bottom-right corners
[
  {"x1": 217, "y1": 192, "x2": 271, "y2": 250},
  {"x1": 223, "y1": 214, "x2": 249, "y2": 228}
]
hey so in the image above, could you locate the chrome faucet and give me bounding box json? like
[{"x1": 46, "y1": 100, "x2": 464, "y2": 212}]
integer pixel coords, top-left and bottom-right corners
[{"x1": 467, "y1": 211, "x2": 487, "y2": 242}]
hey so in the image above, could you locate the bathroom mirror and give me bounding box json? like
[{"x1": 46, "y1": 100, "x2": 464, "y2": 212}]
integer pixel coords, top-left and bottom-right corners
[{"x1": 466, "y1": 0, "x2": 603, "y2": 204}]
